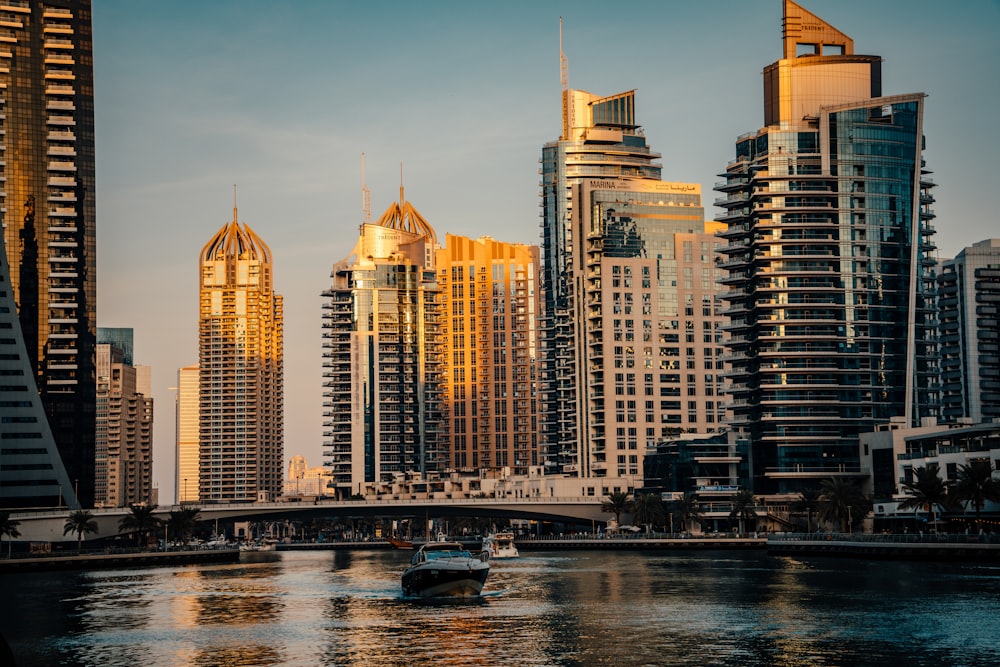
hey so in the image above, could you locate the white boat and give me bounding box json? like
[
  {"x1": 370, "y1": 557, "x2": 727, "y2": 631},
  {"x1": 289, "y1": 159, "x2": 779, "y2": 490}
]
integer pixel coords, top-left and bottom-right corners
[
  {"x1": 401, "y1": 541, "x2": 490, "y2": 598},
  {"x1": 483, "y1": 531, "x2": 519, "y2": 559}
]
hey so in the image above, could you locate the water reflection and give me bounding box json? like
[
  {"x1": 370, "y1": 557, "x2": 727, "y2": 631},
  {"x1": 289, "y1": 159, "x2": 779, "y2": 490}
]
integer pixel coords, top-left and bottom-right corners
[{"x1": 1, "y1": 550, "x2": 999, "y2": 666}]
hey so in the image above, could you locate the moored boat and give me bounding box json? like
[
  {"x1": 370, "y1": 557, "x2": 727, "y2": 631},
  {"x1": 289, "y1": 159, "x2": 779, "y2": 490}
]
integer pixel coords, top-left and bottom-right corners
[
  {"x1": 389, "y1": 537, "x2": 414, "y2": 550},
  {"x1": 483, "y1": 531, "x2": 519, "y2": 559},
  {"x1": 401, "y1": 541, "x2": 490, "y2": 598}
]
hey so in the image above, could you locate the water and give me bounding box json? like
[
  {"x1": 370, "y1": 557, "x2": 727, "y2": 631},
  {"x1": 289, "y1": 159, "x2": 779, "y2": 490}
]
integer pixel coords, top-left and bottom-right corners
[{"x1": 2, "y1": 549, "x2": 999, "y2": 666}]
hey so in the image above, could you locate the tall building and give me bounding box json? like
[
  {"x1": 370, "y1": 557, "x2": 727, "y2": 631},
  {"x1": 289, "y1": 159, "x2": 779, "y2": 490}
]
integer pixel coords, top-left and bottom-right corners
[
  {"x1": 568, "y1": 178, "x2": 725, "y2": 478},
  {"x1": 175, "y1": 364, "x2": 199, "y2": 503},
  {"x1": 321, "y1": 187, "x2": 444, "y2": 497},
  {"x1": 0, "y1": 1, "x2": 97, "y2": 507},
  {"x1": 95, "y1": 328, "x2": 153, "y2": 508},
  {"x1": 540, "y1": 82, "x2": 664, "y2": 475},
  {"x1": 539, "y1": 39, "x2": 725, "y2": 478},
  {"x1": 199, "y1": 207, "x2": 284, "y2": 503},
  {"x1": 715, "y1": 1, "x2": 938, "y2": 493},
  {"x1": 436, "y1": 234, "x2": 542, "y2": 476},
  {"x1": 0, "y1": 222, "x2": 78, "y2": 509},
  {"x1": 938, "y1": 239, "x2": 1000, "y2": 424}
]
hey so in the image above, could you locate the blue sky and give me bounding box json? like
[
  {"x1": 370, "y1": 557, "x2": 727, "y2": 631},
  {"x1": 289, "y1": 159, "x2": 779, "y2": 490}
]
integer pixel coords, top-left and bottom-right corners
[{"x1": 91, "y1": 1, "x2": 1000, "y2": 501}]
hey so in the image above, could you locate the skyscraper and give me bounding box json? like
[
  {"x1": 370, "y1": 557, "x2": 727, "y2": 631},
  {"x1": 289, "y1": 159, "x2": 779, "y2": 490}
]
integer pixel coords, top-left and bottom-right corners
[
  {"x1": 321, "y1": 187, "x2": 444, "y2": 497},
  {"x1": 540, "y1": 85, "x2": 664, "y2": 475},
  {"x1": 938, "y1": 239, "x2": 1000, "y2": 425},
  {"x1": 199, "y1": 207, "x2": 284, "y2": 503},
  {"x1": 540, "y1": 34, "x2": 726, "y2": 478},
  {"x1": 95, "y1": 327, "x2": 153, "y2": 508},
  {"x1": 1, "y1": 1, "x2": 97, "y2": 507},
  {"x1": 715, "y1": 1, "x2": 937, "y2": 493},
  {"x1": 436, "y1": 234, "x2": 542, "y2": 476}
]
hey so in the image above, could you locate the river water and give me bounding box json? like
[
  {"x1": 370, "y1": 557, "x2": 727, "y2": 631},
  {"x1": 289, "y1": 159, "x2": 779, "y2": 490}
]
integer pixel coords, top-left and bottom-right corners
[{"x1": 2, "y1": 548, "x2": 999, "y2": 666}]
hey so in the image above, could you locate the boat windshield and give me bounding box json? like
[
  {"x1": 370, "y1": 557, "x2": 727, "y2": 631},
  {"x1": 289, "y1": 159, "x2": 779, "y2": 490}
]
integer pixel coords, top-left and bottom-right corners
[{"x1": 425, "y1": 548, "x2": 471, "y2": 560}]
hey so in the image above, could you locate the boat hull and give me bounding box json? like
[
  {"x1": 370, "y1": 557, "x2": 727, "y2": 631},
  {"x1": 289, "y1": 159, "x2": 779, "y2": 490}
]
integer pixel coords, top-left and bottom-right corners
[{"x1": 401, "y1": 559, "x2": 489, "y2": 598}]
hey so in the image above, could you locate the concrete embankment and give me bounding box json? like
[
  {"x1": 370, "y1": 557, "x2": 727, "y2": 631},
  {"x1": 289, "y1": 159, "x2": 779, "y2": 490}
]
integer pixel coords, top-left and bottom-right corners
[
  {"x1": 0, "y1": 549, "x2": 241, "y2": 572},
  {"x1": 767, "y1": 535, "x2": 1000, "y2": 562}
]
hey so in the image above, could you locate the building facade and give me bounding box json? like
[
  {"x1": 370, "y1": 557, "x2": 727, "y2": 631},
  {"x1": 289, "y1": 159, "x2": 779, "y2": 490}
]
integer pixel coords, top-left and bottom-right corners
[
  {"x1": 436, "y1": 234, "x2": 542, "y2": 477},
  {"x1": 938, "y1": 239, "x2": 1000, "y2": 425},
  {"x1": 95, "y1": 328, "x2": 153, "y2": 508},
  {"x1": 0, "y1": 0, "x2": 97, "y2": 507},
  {"x1": 199, "y1": 208, "x2": 284, "y2": 502},
  {"x1": 0, "y1": 221, "x2": 78, "y2": 509},
  {"x1": 321, "y1": 188, "x2": 444, "y2": 497},
  {"x1": 175, "y1": 364, "x2": 199, "y2": 503},
  {"x1": 715, "y1": 0, "x2": 938, "y2": 493}
]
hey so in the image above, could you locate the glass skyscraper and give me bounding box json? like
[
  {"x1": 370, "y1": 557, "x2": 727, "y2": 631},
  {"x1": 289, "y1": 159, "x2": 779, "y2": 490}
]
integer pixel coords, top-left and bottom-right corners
[
  {"x1": 715, "y1": 0, "x2": 937, "y2": 494},
  {"x1": 1, "y1": 0, "x2": 97, "y2": 507}
]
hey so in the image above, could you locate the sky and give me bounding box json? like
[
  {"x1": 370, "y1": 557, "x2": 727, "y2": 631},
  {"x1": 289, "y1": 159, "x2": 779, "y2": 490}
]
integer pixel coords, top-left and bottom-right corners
[{"x1": 91, "y1": 1, "x2": 1000, "y2": 503}]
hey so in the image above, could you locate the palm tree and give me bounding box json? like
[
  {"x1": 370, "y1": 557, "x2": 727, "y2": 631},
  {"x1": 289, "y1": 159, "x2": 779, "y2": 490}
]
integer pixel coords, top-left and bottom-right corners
[
  {"x1": 791, "y1": 488, "x2": 822, "y2": 533},
  {"x1": 729, "y1": 489, "x2": 757, "y2": 536},
  {"x1": 166, "y1": 507, "x2": 201, "y2": 546},
  {"x1": 818, "y1": 477, "x2": 871, "y2": 533},
  {"x1": 898, "y1": 464, "x2": 952, "y2": 531},
  {"x1": 632, "y1": 493, "x2": 666, "y2": 533},
  {"x1": 118, "y1": 504, "x2": 162, "y2": 548},
  {"x1": 63, "y1": 510, "x2": 98, "y2": 552},
  {"x1": 672, "y1": 492, "x2": 703, "y2": 534},
  {"x1": 950, "y1": 461, "x2": 1000, "y2": 531},
  {"x1": 0, "y1": 511, "x2": 21, "y2": 558},
  {"x1": 601, "y1": 491, "x2": 633, "y2": 529}
]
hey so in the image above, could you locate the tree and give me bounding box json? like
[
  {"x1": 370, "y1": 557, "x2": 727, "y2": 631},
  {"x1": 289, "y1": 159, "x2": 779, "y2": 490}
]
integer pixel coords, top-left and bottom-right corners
[
  {"x1": 0, "y1": 511, "x2": 21, "y2": 558},
  {"x1": 729, "y1": 489, "x2": 757, "y2": 535},
  {"x1": 898, "y1": 464, "x2": 952, "y2": 531},
  {"x1": 63, "y1": 510, "x2": 98, "y2": 552},
  {"x1": 601, "y1": 491, "x2": 633, "y2": 528},
  {"x1": 118, "y1": 504, "x2": 162, "y2": 547},
  {"x1": 950, "y1": 461, "x2": 1000, "y2": 531},
  {"x1": 166, "y1": 507, "x2": 201, "y2": 545},
  {"x1": 791, "y1": 488, "x2": 822, "y2": 533},
  {"x1": 672, "y1": 492, "x2": 703, "y2": 534},
  {"x1": 632, "y1": 493, "x2": 666, "y2": 533},
  {"x1": 818, "y1": 477, "x2": 871, "y2": 533}
]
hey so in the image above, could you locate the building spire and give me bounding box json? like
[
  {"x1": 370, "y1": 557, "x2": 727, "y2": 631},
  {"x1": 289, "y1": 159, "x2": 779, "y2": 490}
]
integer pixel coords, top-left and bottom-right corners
[
  {"x1": 362, "y1": 153, "x2": 371, "y2": 224},
  {"x1": 233, "y1": 183, "x2": 238, "y2": 224},
  {"x1": 399, "y1": 161, "x2": 404, "y2": 206}
]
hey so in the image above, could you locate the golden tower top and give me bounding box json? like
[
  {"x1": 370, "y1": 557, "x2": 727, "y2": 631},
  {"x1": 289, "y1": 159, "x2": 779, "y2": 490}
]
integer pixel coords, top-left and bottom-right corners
[{"x1": 782, "y1": 0, "x2": 853, "y2": 59}]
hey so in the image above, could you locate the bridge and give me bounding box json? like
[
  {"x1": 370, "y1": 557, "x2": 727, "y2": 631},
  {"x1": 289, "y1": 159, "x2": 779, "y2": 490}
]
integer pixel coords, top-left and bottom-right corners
[{"x1": 9, "y1": 497, "x2": 609, "y2": 544}]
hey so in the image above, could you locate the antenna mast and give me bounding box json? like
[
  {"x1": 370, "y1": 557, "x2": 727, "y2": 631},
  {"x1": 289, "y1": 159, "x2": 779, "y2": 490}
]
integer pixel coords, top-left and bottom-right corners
[
  {"x1": 361, "y1": 153, "x2": 371, "y2": 224},
  {"x1": 560, "y1": 17, "x2": 572, "y2": 140},
  {"x1": 559, "y1": 17, "x2": 568, "y2": 92}
]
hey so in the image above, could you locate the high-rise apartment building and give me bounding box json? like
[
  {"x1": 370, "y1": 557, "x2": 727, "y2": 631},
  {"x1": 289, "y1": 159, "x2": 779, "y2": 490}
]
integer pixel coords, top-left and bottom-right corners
[
  {"x1": 199, "y1": 208, "x2": 284, "y2": 502},
  {"x1": 436, "y1": 234, "x2": 542, "y2": 476},
  {"x1": 0, "y1": 1, "x2": 97, "y2": 507},
  {"x1": 175, "y1": 364, "x2": 199, "y2": 503},
  {"x1": 938, "y1": 239, "x2": 1000, "y2": 424},
  {"x1": 540, "y1": 85, "x2": 664, "y2": 475},
  {"x1": 715, "y1": 1, "x2": 937, "y2": 493},
  {"x1": 539, "y1": 50, "x2": 725, "y2": 477},
  {"x1": 568, "y1": 178, "x2": 724, "y2": 477},
  {"x1": 95, "y1": 328, "x2": 153, "y2": 508},
  {"x1": 0, "y1": 223, "x2": 78, "y2": 509},
  {"x1": 321, "y1": 187, "x2": 444, "y2": 497}
]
